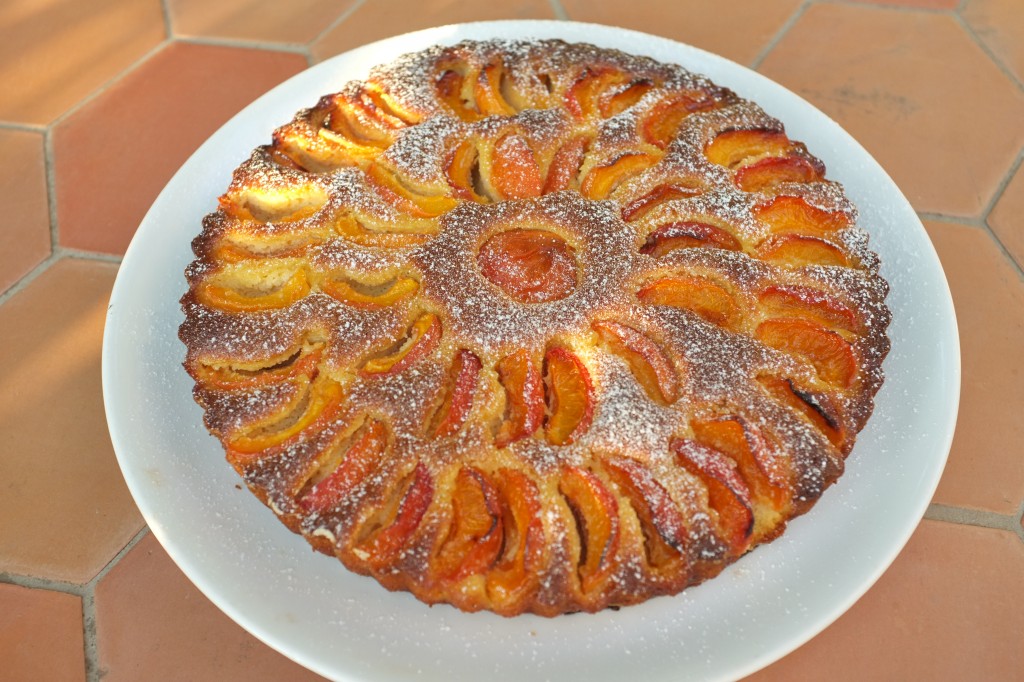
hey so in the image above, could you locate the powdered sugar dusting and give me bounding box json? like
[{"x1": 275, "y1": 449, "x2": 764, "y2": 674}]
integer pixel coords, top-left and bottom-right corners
[{"x1": 179, "y1": 38, "x2": 891, "y2": 617}]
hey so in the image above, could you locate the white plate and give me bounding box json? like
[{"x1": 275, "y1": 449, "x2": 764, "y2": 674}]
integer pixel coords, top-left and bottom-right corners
[{"x1": 103, "y1": 20, "x2": 959, "y2": 682}]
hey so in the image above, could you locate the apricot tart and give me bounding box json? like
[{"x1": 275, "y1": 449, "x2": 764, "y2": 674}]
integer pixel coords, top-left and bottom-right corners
[{"x1": 180, "y1": 40, "x2": 890, "y2": 617}]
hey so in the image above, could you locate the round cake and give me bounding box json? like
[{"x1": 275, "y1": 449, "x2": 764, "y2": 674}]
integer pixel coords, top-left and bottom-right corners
[{"x1": 179, "y1": 39, "x2": 891, "y2": 617}]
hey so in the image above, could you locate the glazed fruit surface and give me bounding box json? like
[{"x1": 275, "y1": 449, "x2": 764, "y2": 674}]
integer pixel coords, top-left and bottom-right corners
[{"x1": 180, "y1": 39, "x2": 890, "y2": 616}]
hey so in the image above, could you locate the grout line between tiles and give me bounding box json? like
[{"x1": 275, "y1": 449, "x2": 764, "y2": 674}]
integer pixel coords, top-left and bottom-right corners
[
  {"x1": 952, "y1": 11, "x2": 1024, "y2": 94},
  {"x1": 980, "y1": 147, "x2": 1024, "y2": 222},
  {"x1": 176, "y1": 34, "x2": 311, "y2": 58},
  {"x1": 548, "y1": 0, "x2": 569, "y2": 21},
  {"x1": 918, "y1": 207, "x2": 1024, "y2": 283},
  {"x1": 48, "y1": 39, "x2": 174, "y2": 132},
  {"x1": 0, "y1": 121, "x2": 45, "y2": 133},
  {"x1": 0, "y1": 572, "x2": 86, "y2": 597},
  {"x1": 916, "y1": 211, "x2": 984, "y2": 227},
  {"x1": 748, "y1": 0, "x2": 812, "y2": 70},
  {"x1": 43, "y1": 128, "x2": 59, "y2": 255},
  {"x1": 1015, "y1": 500, "x2": 1024, "y2": 544},
  {"x1": 307, "y1": 0, "x2": 368, "y2": 60},
  {"x1": 820, "y1": 0, "x2": 955, "y2": 16},
  {"x1": 82, "y1": 526, "x2": 151, "y2": 682},
  {"x1": 0, "y1": 247, "x2": 123, "y2": 303},
  {"x1": 0, "y1": 252, "x2": 60, "y2": 305},
  {"x1": 159, "y1": 0, "x2": 174, "y2": 40},
  {"x1": 924, "y1": 503, "x2": 1020, "y2": 533}
]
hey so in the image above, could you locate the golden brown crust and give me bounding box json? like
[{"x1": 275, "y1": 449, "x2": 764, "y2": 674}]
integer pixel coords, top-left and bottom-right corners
[{"x1": 179, "y1": 39, "x2": 890, "y2": 617}]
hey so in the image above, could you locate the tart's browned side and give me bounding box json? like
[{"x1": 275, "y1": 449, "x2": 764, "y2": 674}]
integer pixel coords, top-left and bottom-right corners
[{"x1": 179, "y1": 40, "x2": 890, "y2": 617}]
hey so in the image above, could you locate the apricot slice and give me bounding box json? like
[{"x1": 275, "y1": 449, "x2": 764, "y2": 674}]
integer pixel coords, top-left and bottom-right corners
[
  {"x1": 474, "y1": 61, "x2": 517, "y2": 117},
  {"x1": 365, "y1": 163, "x2": 458, "y2": 218},
  {"x1": 735, "y1": 155, "x2": 822, "y2": 192},
  {"x1": 704, "y1": 129, "x2": 791, "y2": 169},
  {"x1": 543, "y1": 347, "x2": 594, "y2": 446},
  {"x1": 316, "y1": 126, "x2": 383, "y2": 163},
  {"x1": 495, "y1": 350, "x2": 545, "y2": 447},
  {"x1": 592, "y1": 319, "x2": 679, "y2": 404},
  {"x1": 621, "y1": 182, "x2": 704, "y2": 222},
  {"x1": 753, "y1": 195, "x2": 849, "y2": 237},
  {"x1": 601, "y1": 78, "x2": 655, "y2": 117},
  {"x1": 672, "y1": 438, "x2": 754, "y2": 553},
  {"x1": 434, "y1": 467, "x2": 504, "y2": 581},
  {"x1": 197, "y1": 268, "x2": 310, "y2": 313},
  {"x1": 759, "y1": 284, "x2": 861, "y2": 334},
  {"x1": 542, "y1": 136, "x2": 588, "y2": 194},
  {"x1": 604, "y1": 458, "x2": 687, "y2": 570},
  {"x1": 220, "y1": 185, "x2": 327, "y2": 223},
  {"x1": 320, "y1": 275, "x2": 419, "y2": 309},
  {"x1": 193, "y1": 344, "x2": 322, "y2": 391},
  {"x1": 323, "y1": 98, "x2": 392, "y2": 148},
  {"x1": 581, "y1": 152, "x2": 659, "y2": 200},
  {"x1": 332, "y1": 214, "x2": 432, "y2": 249},
  {"x1": 298, "y1": 419, "x2": 387, "y2": 513},
  {"x1": 490, "y1": 134, "x2": 543, "y2": 200},
  {"x1": 430, "y1": 349, "x2": 483, "y2": 438},
  {"x1": 637, "y1": 275, "x2": 740, "y2": 329},
  {"x1": 445, "y1": 139, "x2": 486, "y2": 202},
  {"x1": 564, "y1": 66, "x2": 627, "y2": 119},
  {"x1": 436, "y1": 67, "x2": 480, "y2": 122},
  {"x1": 642, "y1": 92, "x2": 718, "y2": 149},
  {"x1": 756, "y1": 234, "x2": 850, "y2": 268},
  {"x1": 356, "y1": 463, "x2": 434, "y2": 567},
  {"x1": 756, "y1": 318, "x2": 857, "y2": 387},
  {"x1": 758, "y1": 375, "x2": 847, "y2": 451},
  {"x1": 691, "y1": 416, "x2": 790, "y2": 524},
  {"x1": 640, "y1": 221, "x2": 741, "y2": 256},
  {"x1": 229, "y1": 378, "x2": 343, "y2": 456},
  {"x1": 486, "y1": 468, "x2": 543, "y2": 608},
  {"x1": 558, "y1": 466, "x2": 619, "y2": 594},
  {"x1": 477, "y1": 229, "x2": 577, "y2": 303},
  {"x1": 361, "y1": 313, "x2": 441, "y2": 376}
]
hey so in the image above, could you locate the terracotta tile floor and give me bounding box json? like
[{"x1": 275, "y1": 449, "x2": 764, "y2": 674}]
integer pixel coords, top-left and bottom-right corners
[{"x1": 1, "y1": 1, "x2": 1021, "y2": 680}]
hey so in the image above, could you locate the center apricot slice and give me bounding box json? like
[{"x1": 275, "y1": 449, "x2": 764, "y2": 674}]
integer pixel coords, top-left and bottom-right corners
[
  {"x1": 543, "y1": 347, "x2": 594, "y2": 446},
  {"x1": 477, "y1": 229, "x2": 578, "y2": 303}
]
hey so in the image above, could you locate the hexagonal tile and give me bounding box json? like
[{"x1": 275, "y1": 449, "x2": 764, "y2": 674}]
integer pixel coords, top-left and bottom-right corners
[
  {"x1": 963, "y1": 0, "x2": 1024, "y2": 85},
  {"x1": 310, "y1": 0, "x2": 555, "y2": 62},
  {"x1": 0, "y1": 258, "x2": 144, "y2": 583},
  {"x1": 925, "y1": 220, "x2": 1024, "y2": 515},
  {"x1": 167, "y1": 0, "x2": 358, "y2": 45},
  {"x1": 758, "y1": 3, "x2": 1024, "y2": 218},
  {"x1": 560, "y1": 0, "x2": 803, "y2": 66},
  {"x1": 94, "y1": 534, "x2": 327, "y2": 681},
  {"x1": 746, "y1": 520, "x2": 1024, "y2": 679},
  {"x1": 0, "y1": 0, "x2": 165, "y2": 125},
  {"x1": 0, "y1": 584, "x2": 85, "y2": 682},
  {"x1": 988, "y1": 161, "x2": 1024, "y2": 271},
  {"x1": 0, "y1": 129, "x2": 50, "y2": 293},
  {"x1": 52, "y1": 41, "x2": 307, "y2": 256}
]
